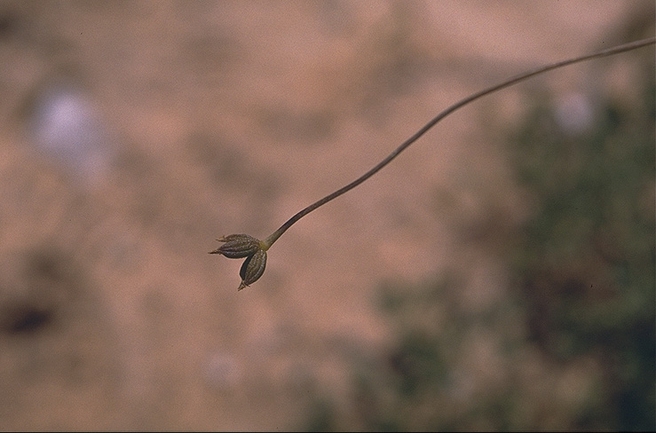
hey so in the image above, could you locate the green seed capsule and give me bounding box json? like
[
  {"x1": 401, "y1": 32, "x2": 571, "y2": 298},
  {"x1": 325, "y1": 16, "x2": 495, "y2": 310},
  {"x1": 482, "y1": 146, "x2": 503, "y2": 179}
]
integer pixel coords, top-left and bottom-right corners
[
  {"x1": 209, "y1": 234, "x2": 261, "y2": 259},
  {"x1": 238, "y1": 249, "x2": 267, "y2": 290}
]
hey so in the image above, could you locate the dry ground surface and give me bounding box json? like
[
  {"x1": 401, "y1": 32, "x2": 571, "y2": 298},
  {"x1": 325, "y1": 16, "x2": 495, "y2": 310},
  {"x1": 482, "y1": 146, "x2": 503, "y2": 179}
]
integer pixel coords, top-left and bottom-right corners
[{"x1": 0, "y1": 0, "x2": 651, "y2": 430}]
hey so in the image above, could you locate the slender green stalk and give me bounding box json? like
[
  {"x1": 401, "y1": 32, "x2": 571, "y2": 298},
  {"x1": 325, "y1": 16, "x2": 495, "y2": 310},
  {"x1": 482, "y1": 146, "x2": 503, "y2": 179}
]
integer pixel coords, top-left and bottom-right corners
[{"x1": 263, "y1": 37, "x2": 655, "y2": 249}]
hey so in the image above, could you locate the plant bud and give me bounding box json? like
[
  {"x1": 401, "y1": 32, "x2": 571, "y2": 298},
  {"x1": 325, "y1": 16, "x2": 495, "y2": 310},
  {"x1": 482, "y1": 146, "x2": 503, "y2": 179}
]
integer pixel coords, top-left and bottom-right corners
[
  {"x1": 238, "y1": 249, "x2": 267, "y2": 290},
  {"x1": 209, "y1": 234, "x2": 261, "y2": 258}
]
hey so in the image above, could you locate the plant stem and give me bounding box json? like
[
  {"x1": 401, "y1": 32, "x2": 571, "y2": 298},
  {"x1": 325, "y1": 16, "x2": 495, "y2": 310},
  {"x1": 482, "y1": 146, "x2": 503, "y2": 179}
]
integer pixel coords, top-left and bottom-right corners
[{"x1": 263, "y1": 37, "x2": 655, "y2": 249}]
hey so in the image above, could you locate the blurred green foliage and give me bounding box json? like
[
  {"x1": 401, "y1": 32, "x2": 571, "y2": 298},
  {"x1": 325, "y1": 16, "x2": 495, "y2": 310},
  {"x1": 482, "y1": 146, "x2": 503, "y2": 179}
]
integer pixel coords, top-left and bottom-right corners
[
  {"x1": 509, "y1": 58, "x2": 655, "y2": 430},
  {"x1": 301, "y1": 53, "x2": 654, "y2": 431}
]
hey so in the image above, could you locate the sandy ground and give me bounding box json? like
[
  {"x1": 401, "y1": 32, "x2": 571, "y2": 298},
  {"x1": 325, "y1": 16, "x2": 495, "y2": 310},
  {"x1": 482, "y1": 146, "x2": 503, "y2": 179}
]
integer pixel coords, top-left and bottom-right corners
[{"x1": 0, "y1": 1, "x2": 651, "y2": 430}]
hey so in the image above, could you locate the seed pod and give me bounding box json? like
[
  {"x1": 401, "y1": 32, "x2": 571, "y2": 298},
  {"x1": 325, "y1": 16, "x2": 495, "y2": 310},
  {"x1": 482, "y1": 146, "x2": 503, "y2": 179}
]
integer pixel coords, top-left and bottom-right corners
[
  {"x1": 209, "y1": 234, "x2": 261, "y2": 259},
  {"x1": 238, "y1": 249, "x2": 267, "y2": 290}
]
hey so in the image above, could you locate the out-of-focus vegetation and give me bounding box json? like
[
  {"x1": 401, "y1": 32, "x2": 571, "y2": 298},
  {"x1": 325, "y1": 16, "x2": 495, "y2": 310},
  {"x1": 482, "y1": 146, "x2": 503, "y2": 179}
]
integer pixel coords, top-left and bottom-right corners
[
  {"x1": 301, "y1": 49, "x2": 655, "y2": 431},
  {"x1": 508, "y1": 55, "x2": 655, "y2": 430}
]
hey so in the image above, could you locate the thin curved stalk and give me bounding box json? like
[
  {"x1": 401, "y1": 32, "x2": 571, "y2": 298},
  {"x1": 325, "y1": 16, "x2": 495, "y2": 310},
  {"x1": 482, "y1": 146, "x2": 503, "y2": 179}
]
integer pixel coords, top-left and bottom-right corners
[{"x1": 263, "y1": 37, "x2": 656, "y2": 248}]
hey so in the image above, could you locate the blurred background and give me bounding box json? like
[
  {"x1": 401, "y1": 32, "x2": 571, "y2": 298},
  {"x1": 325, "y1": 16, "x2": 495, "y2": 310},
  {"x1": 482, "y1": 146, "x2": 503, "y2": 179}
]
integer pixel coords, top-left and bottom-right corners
[{"x1": 0, "y1": 0, "x2": 653, "y2": 430}]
